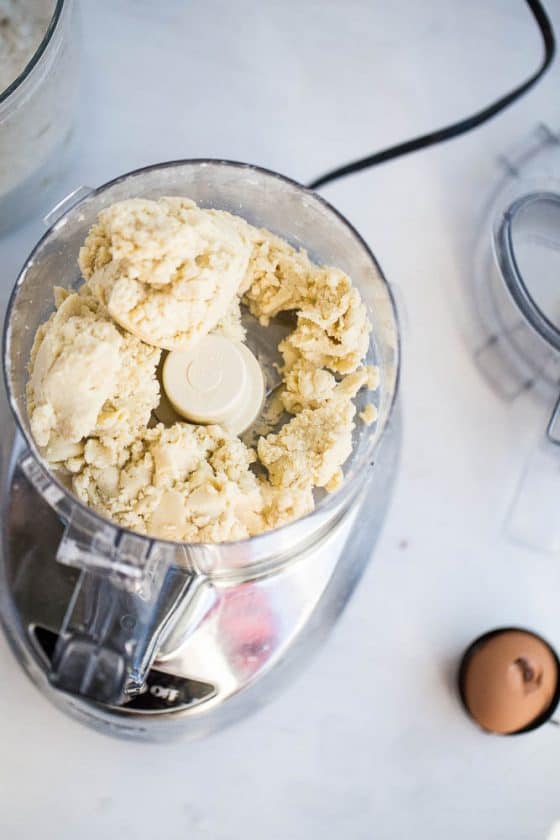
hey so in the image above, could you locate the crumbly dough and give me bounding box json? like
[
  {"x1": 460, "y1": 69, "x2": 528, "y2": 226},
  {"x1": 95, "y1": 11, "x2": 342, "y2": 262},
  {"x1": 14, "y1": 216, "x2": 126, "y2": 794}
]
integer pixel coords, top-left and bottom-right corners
[
  {"x1": 359, "y1": 403, "x2": 378, "y2": 426},
  {"x1": 214, "y1": 296, "x2": 246, "y2": 343},
  {"x1": 73, "y1": 423, "x2": 263, "y2": 543},
  {"x1": 257, "y1": 400, "x2": 355, "y2": 491},
  {"x1": 258, "y1": 369, "x2": 369, "y2": 490},
  {"x1": 244, "y1": 231, "x2": 370, "y2": 373},
  {"x1": 28, "y1": 198, "x2": 380, "y2": 542},
  {"x1": 79, "y1": 197, "x2": 253, "y2": 351},
  {"x1": 27, "y1": 286, "x2": 161, "y2": 466}
]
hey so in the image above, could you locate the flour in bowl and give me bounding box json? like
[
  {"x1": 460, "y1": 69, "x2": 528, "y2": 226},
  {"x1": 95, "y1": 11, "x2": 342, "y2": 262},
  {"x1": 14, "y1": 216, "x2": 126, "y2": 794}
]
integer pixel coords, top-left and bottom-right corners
[{"x1": 0, "y1": 0, "x2": 53, "y2": 94}]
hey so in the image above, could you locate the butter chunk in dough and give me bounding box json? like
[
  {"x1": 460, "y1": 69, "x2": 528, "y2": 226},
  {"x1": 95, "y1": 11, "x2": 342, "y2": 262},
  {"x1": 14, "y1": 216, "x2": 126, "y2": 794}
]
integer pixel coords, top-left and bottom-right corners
[
  {"x1": 359, "y1": 403, "x2": 378, "y2": 425},
  {"x1": 80, "y1": 197, "x2": 253, "y2": 351},
  {"x1": 27, "y1": 288, "x2": 122, "y2": 453}
]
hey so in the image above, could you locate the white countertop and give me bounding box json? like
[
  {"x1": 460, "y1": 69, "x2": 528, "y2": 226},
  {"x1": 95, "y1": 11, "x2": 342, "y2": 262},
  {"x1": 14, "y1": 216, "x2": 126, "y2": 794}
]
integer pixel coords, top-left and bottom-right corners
[{"x1": 1, "y1": 1, "x2": 560, "y2": 837}]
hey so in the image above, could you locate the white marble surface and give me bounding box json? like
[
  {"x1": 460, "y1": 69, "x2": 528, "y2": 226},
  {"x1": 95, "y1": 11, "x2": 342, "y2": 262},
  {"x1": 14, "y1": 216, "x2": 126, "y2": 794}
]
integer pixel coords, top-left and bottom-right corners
[{"x1": 1, "y1": 1, "x2": 560, "y2": 837}]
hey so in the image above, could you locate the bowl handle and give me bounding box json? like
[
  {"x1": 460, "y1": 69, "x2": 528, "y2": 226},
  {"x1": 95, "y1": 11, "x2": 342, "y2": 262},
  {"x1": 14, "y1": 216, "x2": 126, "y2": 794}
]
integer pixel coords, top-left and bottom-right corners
[
  {"x1": 49, "y1": 521, "x2": 215, "y2": 704},
  {"x1": 18, "y1": 452, "x2": 216, "y2": 704}
]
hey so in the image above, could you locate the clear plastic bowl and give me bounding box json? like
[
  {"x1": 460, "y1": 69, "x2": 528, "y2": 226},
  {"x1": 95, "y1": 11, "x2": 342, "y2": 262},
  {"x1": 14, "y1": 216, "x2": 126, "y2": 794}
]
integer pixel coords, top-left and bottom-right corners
[
  {"x1": 0, "y1": 0, "x2": 79, "y2": 234},
  {"x1": 4, "y1": 159, "x2": 400, "y2": 575}
]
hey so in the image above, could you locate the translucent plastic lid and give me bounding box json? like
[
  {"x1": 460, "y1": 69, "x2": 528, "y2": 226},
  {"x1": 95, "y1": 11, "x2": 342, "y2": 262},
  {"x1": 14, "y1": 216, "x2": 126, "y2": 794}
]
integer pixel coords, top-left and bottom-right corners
[
  {"x1": 466, "y1": 126, "x2": 560, "y2": 557},
  {"x1": 468, "y1": 126, "x2": 560, "y2": 400},
  {"x1": 495, "y1": 189, "x2": 560, "y2": 356}
]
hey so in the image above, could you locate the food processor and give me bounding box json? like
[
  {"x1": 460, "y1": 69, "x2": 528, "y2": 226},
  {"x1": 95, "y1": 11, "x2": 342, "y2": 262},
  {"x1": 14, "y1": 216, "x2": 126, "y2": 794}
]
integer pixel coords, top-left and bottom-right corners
[{"x1": 0, "y1": 160, "x2": 400, "y2": 739}]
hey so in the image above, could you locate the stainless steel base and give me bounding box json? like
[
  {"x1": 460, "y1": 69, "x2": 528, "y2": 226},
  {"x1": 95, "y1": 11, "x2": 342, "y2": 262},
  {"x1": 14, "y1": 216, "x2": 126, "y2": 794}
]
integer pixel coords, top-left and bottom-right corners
[{"x1": 0, "y1": 402, "x2": 400, "y2": 741}]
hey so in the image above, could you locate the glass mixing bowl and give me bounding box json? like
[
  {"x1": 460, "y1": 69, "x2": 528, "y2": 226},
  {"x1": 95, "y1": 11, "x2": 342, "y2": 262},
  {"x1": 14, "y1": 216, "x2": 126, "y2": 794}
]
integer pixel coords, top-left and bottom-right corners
[
  {"x1": 0, "y1": 0, "x2": 79, "y2": 234},
  {"x1": 3, "y1": 160, "x2": 400, "y2": 704}
]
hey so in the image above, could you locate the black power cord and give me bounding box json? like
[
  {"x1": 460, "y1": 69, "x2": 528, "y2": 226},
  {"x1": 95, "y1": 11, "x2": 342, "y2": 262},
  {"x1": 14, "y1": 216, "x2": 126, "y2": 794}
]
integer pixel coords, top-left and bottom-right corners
[{"x1": 308, "y1": 0, "x2": 556, "y2": 190}]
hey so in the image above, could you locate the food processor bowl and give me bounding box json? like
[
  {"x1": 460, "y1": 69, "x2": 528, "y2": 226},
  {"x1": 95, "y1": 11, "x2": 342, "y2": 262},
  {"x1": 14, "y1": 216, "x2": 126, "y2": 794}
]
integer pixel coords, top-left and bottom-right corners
[{"x1": 1, "y1": 160, "x2": 400, "y2": 737}]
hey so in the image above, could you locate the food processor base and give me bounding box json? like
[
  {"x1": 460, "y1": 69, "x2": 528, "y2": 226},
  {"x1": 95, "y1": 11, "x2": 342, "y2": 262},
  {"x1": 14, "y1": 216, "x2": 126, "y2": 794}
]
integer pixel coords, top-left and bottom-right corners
[{"x1": 0, "y1": 392, "x2": 400, "y2": 742}]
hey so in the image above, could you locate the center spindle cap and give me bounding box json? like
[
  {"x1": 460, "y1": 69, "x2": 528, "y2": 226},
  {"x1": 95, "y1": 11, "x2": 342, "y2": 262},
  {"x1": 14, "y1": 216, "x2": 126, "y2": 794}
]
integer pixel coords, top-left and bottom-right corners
[{"x1": 162, "y1": 334, "x2": 265, "y2": 434}]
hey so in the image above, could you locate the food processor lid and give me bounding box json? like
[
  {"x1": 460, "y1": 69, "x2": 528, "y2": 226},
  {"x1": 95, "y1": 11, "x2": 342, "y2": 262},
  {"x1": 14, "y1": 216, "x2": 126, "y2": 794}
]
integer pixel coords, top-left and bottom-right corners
[
  {"x1": 471, "y1": 124, "x2": 560, "y2": 400},
  {"x1": 494, "y1": 189, "x2": 560, "y2": 357},
  {"x1": 467, "y1": 125, "x2": 560, "y2": 556}
]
